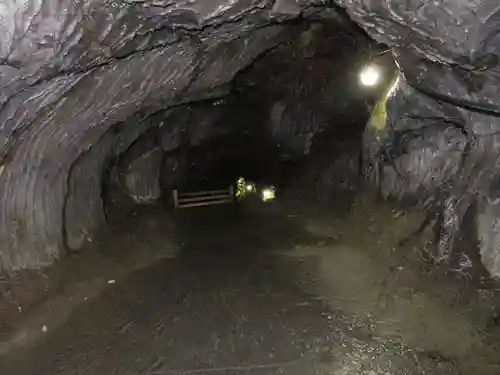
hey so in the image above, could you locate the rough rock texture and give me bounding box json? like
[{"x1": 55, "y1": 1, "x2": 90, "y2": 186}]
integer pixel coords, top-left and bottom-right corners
[
  {"x1": 477, "y1": 199, "x2": 500, "y2": 279},
  {"x1": 4, "y1": 0, "x2": 500, "y2": 280},
  {"x1": 0, "y1": 0, "x2": 311, "y2": 270},
  {"x1": 239, "y1": 22, "x2": 371, "y2": 155},
  {"x1": 65, "y1": 115, "x2": 159, "y2": 250},
  {"x1": 344, "y1": 1, "x2": 500, "y2": 277},
  {"x1": 121, "y1": 147, "x2": 163, "y2": 203},
  {"x1": 116, "y1": 131, "x2": 163, "y2": 203},
  {"x1": 158, "y1": 102, "x2": 227, "y2": 150}
]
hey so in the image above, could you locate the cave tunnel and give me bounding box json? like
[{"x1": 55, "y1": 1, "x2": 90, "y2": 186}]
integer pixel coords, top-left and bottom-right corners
[{"x1": 2, "y1": 1, "x2": 500, "y2": 374}]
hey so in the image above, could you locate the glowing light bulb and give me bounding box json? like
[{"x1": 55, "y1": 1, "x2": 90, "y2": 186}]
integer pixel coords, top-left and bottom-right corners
[{"x1": 360, "y1": 65, "x2": 381, "y2": 87}]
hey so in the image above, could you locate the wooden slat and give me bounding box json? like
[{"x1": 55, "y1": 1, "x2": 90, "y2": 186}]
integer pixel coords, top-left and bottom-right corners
[
  {"x1": 179, "y1": 189, "x2": 229, "y2": 197},
  {"x1": 173, "y1": 190, "x2": 179, "y2": 209},
  {"x1": 178, "y1": 194, "x2": 231, "y2": 203},
  {"x1": 173, "y1": 185, "x2": 234, "y2": 210},
  {"x1": 178, "y1": 199, "x2": 233, "y2": 208}
]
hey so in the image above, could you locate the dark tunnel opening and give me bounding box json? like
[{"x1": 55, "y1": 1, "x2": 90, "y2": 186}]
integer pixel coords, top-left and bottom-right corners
[
  {"x1": 2, "y1": 2, "x2": 500, "y2": 374},
  {"x1": 98, "y1": 20, "x2": 391, "y2": 223}
]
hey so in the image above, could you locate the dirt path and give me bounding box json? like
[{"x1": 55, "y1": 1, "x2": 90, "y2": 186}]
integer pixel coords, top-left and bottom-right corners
[{"x1": 1, "y1": 199, "x2": 499, "y2": 374}]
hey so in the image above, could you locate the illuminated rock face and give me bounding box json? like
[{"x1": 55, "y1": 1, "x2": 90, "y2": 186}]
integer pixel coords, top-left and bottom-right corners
[
  {"x1": 348, "y1": 1, "x2": 500, "y2": 276},
  {"x1": 2, "y1": 0, "x2": 500, "y2": 277}
]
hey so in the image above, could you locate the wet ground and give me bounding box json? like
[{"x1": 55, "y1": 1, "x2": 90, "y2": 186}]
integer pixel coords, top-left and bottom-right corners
[{"x1": 1, "y1": 197, "x2": 500, "y2": 374}]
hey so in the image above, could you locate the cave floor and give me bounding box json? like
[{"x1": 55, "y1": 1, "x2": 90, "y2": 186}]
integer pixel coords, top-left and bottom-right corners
[{"x1": 1, "y1": 197, "x2": 500, "y2": 374}]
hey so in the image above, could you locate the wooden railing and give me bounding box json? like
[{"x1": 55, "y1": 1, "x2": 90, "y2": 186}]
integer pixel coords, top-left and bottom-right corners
[{"x1": 173, "y1": 186, "x2": 235, "y2": 209}]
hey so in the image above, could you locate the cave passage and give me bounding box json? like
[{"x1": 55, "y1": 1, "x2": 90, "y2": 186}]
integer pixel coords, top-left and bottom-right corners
[
  {"x1": 1, "y1": 25, "x2": 499, "y2": 375},
  {"x1": 2, "y1": 1, "x2": 500, "y2": 374},
  {"x1": 2, "y1": 198, "x2": 499, "y2": 374}
]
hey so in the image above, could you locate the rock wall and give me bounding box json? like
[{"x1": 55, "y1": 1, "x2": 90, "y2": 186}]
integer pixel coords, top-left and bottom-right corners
[
  {"x1": 4, "y1": 0, "x2": 500, "y2": 277},
  {"x1": 345, "y1": 1, "x2": 500, "y2": 277},
  {"x1": 0, "y1": 0, "x2": 308, "y2": 270},
  {"x1": 121, "y1": 148, "x2": 163, "y2": 204}
]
